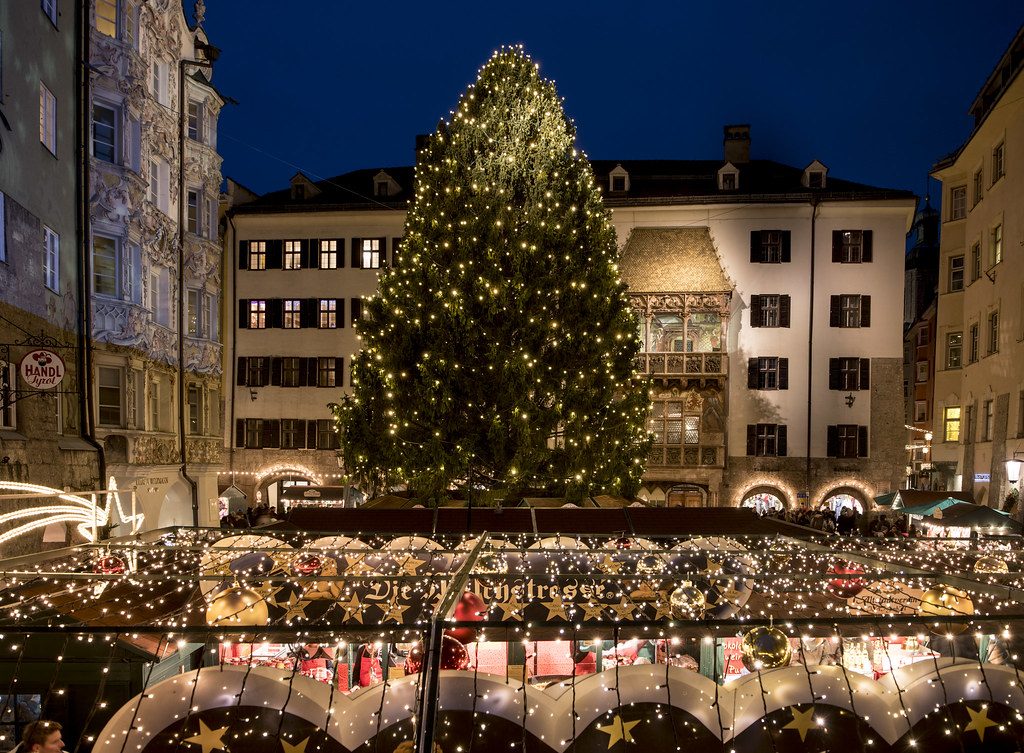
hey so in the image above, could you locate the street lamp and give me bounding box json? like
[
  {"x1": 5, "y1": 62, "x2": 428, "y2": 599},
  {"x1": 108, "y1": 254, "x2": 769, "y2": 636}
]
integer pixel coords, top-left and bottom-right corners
[{"x1": 1007, "y1": 452, "x2": 1024, "y2": 485}]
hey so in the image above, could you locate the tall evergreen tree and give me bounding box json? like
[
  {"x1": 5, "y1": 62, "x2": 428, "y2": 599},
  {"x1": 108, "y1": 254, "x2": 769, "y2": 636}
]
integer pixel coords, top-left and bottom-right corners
[{"x1": 336, "y1": 46, "x2": 650, "y2": 502}]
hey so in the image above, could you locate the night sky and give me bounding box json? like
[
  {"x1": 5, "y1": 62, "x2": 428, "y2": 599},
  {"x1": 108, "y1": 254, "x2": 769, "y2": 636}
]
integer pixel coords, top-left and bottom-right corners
[{"x1": 201, "y1": 0, "x2": 1022, "y2": 206}]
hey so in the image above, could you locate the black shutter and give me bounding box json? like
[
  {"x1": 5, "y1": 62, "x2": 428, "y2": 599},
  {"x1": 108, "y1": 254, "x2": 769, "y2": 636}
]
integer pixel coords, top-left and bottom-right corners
[
  {"x1": 777, "y1": 425, "x2": 788, "y2": 457},
  {"x1": 295, "y1": 419, "x2": 306, "y2": 449},
  {"x1": 829, "y1": 296, "x2": 841, "y2": 327},
  {"x1": 832, "y1": 230, "x2": 842, "y2": 263},
  {"x1": 262, "y1": 419, "x2": 280, "y2": 449},
  {"x1": 306, "y1": 420, "x2": 318, "y2": 449},
  {"x1": 298, "y1": 358, "x2": 308, "y2": 387},
  {"x1": 857, "y1": 426, "x2": 869, "y2": 458},
  {"x1": 859, "y1": 359, "x2": 871, "y2": 390},
  {"x1": 750, "y1": 231, "x2": 762, "y2": 263},
  {"x1": 779, "y1": 295, "x2": 791, "y2": 327},
  {"x1": 351, "y1": 237, "x2": 361, "y2": 268},
  {"x1": 778, "y1": 358, "x2": 789, "y2": 390},
  {"x1": 338, "y1": 356, "x2": 344, "y2": 387},
  {"x1": 339, "y1": 239, "x2": 346, "y2": 268},
  {"x1": 826, "y1": 425, "x2": 839, "y2": 457},
  {"x1": 747, "y1": 358, "x2": 759, "y2": 389},
  {"x1": 236, "y1": 357, "x2": 247, "y2": 386},
  {"x1": 269, "y1": 299, "x2": 284, "y2": 328},
  {"x1": 270, "y1": 357, "x2": 282, "y2": 386},
  {"x1": 392, "y1": 237, "x2": 401, "y2": 268},
  {"x1": 303, "y1": 298, "x2": 317, "y2": 329},
  {"x1": 338, "y1": 298, "x2": 346, "y2": 328},
  {"x1": 235, "y1": 419, "x2": 246, "y2": 448},
  {"x1": 308, "y1": 357, "x2": 319, "y2": 387},
  {"x1": 828, "y1": 358, "x2": 841, "y2": 390},
  {"x1": 861, "y1": 230, "x2": 873, "y2": 263},
  {"x1": 780, "y1": 231, "x2": 791, "y2": 263},
  {"x1": 259, "y1": 357, "x2": 271, "y2": 387},
  {"x1": 239, "y1": 240, "x2": 249, "y2": 270},
  {"x1": 309, "y1": 239, "x2": 320, "y2": 269},
  {"x1": 351, "y1": 298, "x2": 362, "y2": 323},
  {"x1": 746, "y1": 425, "x2": 756, "y2": 456},
  {"x1": 750, "y1": 295, "x2": 762, "y2": 327},
  {"x1": 267, "y1": 239, "x2": 283, "y2": 269},
  {"x1": 860, "y1": 295, "x2": 871, "y2": 327},
  {"x1": 238, "y1": 300, "x2": 249, "y2": 329}
]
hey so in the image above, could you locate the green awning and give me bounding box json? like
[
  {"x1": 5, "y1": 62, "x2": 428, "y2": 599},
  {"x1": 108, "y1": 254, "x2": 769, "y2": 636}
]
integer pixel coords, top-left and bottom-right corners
[{"x1": 874, "y1": 492, "x2": 898, "y2": 506}]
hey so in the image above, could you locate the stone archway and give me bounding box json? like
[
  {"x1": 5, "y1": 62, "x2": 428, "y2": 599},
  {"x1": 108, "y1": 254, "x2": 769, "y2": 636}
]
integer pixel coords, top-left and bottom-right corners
[
  {"x1": 820, "y1": 485, "x2": 868, "y2": 516},
  {"x1": 158, "y1": 478, "x2": 193, "y2": 528},
  {"x1": 740, "y1": 485, "x2": 789, "y2": 513},
  {"x1": 667, "y1": 483, "x2": 707, "y2": 508}
]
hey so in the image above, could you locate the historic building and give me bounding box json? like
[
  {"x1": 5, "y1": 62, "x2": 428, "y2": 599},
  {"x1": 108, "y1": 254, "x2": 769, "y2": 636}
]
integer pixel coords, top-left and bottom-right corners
[
  {"x1": 225, "y1": 127, "x2": 915, "y2": 512},
  {"x1": 87, "y1": 0, "x2": 224, "y2": 527},
  {"x1": 0, "y1": 2, "x2": 102, "y2": 521},
  {"x1": 931, "y1": 25, "x2": 1024, "y2": 507}
]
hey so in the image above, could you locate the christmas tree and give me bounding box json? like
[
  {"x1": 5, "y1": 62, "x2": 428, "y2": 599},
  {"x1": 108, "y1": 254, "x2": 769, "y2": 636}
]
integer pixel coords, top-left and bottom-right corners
[{"x1": 336, "y1": 46, "x2": 650, "y2": 502}]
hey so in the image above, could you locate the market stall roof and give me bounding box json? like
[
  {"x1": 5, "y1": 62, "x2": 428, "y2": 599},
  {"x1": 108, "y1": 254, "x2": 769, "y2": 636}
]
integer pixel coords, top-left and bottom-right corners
[
  {"x1": 874, "y1": 491, "x2": 898, "y2": 506},
  {"x1": 928, "y1": 503, "x2": 1023, "y2": 532},
  {"x1": 897, "y1": 497, "x2": 970, "y2": 516},
  {"x1": 890, "y1": 489, "x2": 974, "y2": 509}
]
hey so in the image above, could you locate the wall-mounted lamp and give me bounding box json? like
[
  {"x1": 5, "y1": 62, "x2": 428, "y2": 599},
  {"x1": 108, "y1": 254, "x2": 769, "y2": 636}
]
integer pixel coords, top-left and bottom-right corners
[
  {"x1": 1006, "y1": 452, "x2": 1024, "y2": 485},
  {"x1": 844, "y1": 393, "x2": 856, "y2": 408},
  {"x1": 249, "y1": 389, "x2": 258, "y2": 402}
]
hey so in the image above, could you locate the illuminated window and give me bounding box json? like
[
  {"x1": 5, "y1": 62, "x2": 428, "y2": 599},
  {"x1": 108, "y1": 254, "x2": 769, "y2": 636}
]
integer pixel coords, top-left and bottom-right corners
[
  {"x1": 943, "y1": 407, "x2": 961, "y2": 442},
  {"x1": 248, "y1": 241, "x2": 266, "y2": 270},
  {"x1": 284, "y1": 240, "x2": 302, "y2": 269},
  {"x1": 95, "y1": 0, "x2": 117, "y2": 35},
  {"x1": 249, "y1": 300, "x2": 266, "y2": 329},
  {"x1": 283, "y1": 299, "x2": 301, "y2": 329},
  {"x1": 319, "y1": 239, "x2": 337, "y2": 269},
  {"x1": 361, "y1": 238, "x2": 381, "y2": 269},
  {"x1": 39, "y1": 83, "x2": 56, "y2": 154},
  {"x1": 319, "y1": 299, "x2": 337, "y2": 329}
]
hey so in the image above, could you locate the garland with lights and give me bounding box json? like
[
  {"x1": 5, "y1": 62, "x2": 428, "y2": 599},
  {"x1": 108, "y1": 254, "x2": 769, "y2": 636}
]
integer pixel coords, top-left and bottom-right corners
[{"x1": 336, "y1": 46, "x2": 651, "y2": 502}]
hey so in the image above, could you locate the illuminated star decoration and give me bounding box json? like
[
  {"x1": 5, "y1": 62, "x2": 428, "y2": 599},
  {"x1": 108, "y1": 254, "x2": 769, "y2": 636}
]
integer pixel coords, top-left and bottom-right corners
[
  {"x1": 344, "y1": 555, "x2": 375, "y2": 575},
  {"x1": 542, "y1": 593, "x2": 569, "y2": 620},
  {"x1": 396, "y1": 554, "x2": 427, "y2": 576},
  {"x1": 597, "y1": 555, "x2": 623, "y2": 574},
  {"x1": 338, "y1": 593, "x2": 366, "y2": 624},
  {"x1": 496, "y1": 594, "x2": 525, "y2": 621},
  {"x1": 782, "y1": 705, "x2": 816, "y2": 742},
  {"x1": 184, "y1": 720, "x2": 229, "y2": 753},
  {"x1": 580, "y1": 601, "x2": 607, "y2": 621},
  {"x1": 962, "y1": 705, "x2": 998, "y2": 741},
  {"x1": 380, "y1": 597, "x2": 411, "y2": 623},
  {"x1": 609, "y1": 596, "x2": 637, "y2": 620},
  {"x1": 281, "y1": 737, "x2": 309, "y2": 753},
  {"x1": 652, "y1": 591, "x2": 674, "y2": 621},
  {"x1": 596, "y1": 714, "x2": 640, "y2": 748}
]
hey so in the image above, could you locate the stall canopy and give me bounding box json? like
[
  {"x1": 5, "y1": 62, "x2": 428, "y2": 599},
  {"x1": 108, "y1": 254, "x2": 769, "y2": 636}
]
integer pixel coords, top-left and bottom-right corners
[
  {"x1": 889, "y1": 489, "x2": 974, "y2": 509},
  {"x1": 897, "y1": 497, "x2": 972, "y2": 517},
  {"x1": 930, "y1": 502, "x2": 1023, "y2": 532}
]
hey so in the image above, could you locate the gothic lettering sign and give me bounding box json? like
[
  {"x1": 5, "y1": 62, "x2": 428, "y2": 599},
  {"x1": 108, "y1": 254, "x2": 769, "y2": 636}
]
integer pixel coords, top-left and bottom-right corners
[{"x1": 19, "y1": 349, "x2": 66, "y2": 390}]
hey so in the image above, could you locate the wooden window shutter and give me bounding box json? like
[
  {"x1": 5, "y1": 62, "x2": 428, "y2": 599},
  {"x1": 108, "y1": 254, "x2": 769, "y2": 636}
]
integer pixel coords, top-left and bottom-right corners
[
  {"x1": 270, "y1": 357, "x2": 282, "y2": 386},
  {"x1": 259, "y1": 357, "x2": 271, "y2": 387},
  {"x1": 351, "y1": 298, "x2": 362, "y2": 323},
  {"x1": 297, "y1": 358, "x2": 308, "y2": 387},
  {"x1": 262, "y1": 419, "x2": 280, "y2": 449},
  {"x1": 270, "y1": 299, "x2": 284, "y2": 328},
  {"x1": 295, "y1": 419, "x2": 307, "y2": 449},
  {"x1": 307, "y1": 239, "x2": 320, "y2": 269},
  {"x1": 780, "y1": 231, "x2": 791, "y2": 263},
  {"x1": 861, "y1": 230, "x2": 873, "y2": 262},
  {"x1": 307, "y1": 357, "x2": 319, "y2": 387},
  {"x1": 778, "y1": 358, "x2": 789, "y2": 390},
  {"x1": 338, "y1": 298, "x2": 346, "y2": 328},
  {"x1": 267, "y1": 239, "x2": 283, "y2": 269},
  {"x1": 235, "y1": 419, "x2": 246, "y2": 448},
  {"x1": 746, "y1": 425, "x2": 756, "y2": 456},
  {"x1": 828, "y1": 358, "x2": 841, "y2": 390},
  {"x1": 829, "y1": 296, "x2": 841, "y2": 327},
  {"x1": 749, "y1": 231, "x2": 762, "y2": 263},
  {"x1": 747, "y1": 358, "x2": 759, "y2": 389},
  {"x1": 777, "y1": 425, "x2": 788, "y2": 456},
  {"x1": 238, "y1": 299, "x2": 249, "y2": 329},
  {"x1": 859, "y1": 359, "x2": 870, "y2": 390},
  {"x1": 338, "y1": 356, "x2": 344, "y2": 387},
  {"x1": 749, "y1": 295, "x2": 761, "y2": 327},
  {"x1": 826, "y1": 425, "x2": 839, "y2": 457},
  {"x1": 351, "y1": 237, "x2": 361, "y2": 268},
  {"x1": 860, "y1": 295, "x2": 871, "y2": 327},
  {"x1": 302, "y1": 298, "x2": 317, "y2": 329},
  {"x1": 779, "y1": 295, "x2": 791, "y2": 327},
  {"x1": 236, "y1": 357, "x2": 247, "y2": 386},
  {"x1": 239, "y1": 240, "x2": 249, "y2": 269},
  {"x1": 857, "y1": 426, "x2": 869, "y2": 458},
  {"x1": 831, "y1": 231, "x2": 842, "y2": 263},
  {"x1": 306, "y1": 420, "x2": 318, "y2": 449}
]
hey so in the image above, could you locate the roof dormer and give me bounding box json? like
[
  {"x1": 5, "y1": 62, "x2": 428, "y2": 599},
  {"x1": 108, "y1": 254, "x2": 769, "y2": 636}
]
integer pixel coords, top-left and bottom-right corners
[
  {"x1": 289, "y1": 172, "x2": 320, "y2": 200},
  {"x1": 373, "y1": 170, "x2": 400, "y2": 198},
  {"x1": 717, "y1": 162, "x2": 739, "y2": 191},
  {"x1": 802, "y1": 160, "x2": 828, "y2": 189},
  {"x1": 608, "y1": 164, "x2": 630, "y2": 193}
]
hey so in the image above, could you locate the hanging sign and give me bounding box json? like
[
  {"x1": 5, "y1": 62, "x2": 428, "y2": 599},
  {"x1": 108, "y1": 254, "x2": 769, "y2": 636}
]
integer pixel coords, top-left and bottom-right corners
[{"x1": 19, "y1": 349, "x2": 66, "y2": 389}]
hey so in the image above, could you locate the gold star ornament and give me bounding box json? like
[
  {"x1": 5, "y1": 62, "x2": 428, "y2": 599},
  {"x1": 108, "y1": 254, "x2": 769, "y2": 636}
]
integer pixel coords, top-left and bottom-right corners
[
  {"x1": 782, "y1": 705, "x2": 816, "y2": 742},
  {"x1": 596, "y1": 714, "x2": 640, "y2": 748},
  {"x1": 184, "y1": 720, "x2": 229, "y2": 753},
  {"x1": 281, "y1": 737, "x2": 309, "y2": 753},
  {"x1": 962, "y1": 705, "x2": 998, "y2": 741}
]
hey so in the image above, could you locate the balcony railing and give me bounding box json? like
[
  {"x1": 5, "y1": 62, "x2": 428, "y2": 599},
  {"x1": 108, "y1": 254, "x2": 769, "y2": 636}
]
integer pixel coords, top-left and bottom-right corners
[
  {"x1": 636, "y1": 352, "x2": 726, "y2": 377},
  {"x1": 647, "y1": 444, "x2": 722, "y2": 467}
]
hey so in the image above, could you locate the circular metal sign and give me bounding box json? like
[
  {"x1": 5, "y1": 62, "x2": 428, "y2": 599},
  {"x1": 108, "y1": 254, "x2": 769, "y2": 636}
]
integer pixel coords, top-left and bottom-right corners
[{"x1": 19, "y1": 349, "x2": 66, "y2": 390}]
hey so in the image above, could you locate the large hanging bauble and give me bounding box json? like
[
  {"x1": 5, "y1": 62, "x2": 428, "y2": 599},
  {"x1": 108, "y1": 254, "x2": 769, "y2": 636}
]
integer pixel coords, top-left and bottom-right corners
[
  {"x1": 636, "y1": 555, "x2": 665, "y2": 576},
  {"x1": 474, "y1": 554, "x2": 508, "y2": 575},
  {"x1": 740, "y1": 626, "x2": 792, "y2": 671},
  {"x1": 205, "y1": 586, "x2": 270, "y2": 626},
  {"x1": 825, "y1": 560, "x2": 867, "y2": 599},
  {"x1": 669, "y1": 581, "x2": 706, "y2": 619},
  {"x1": 292, "y1": 553, "x2": 323, "y2": 577},
  {"x1": 918, "y1": 585, "x2": 974, "y2": 634},
  {"x1": 446, "y1": 591, "x2": 486, "y2": 644},
  {"x1": 94, "y1": 554, "x2": 126, "y2": 574},
  {"x1": 973, "y1": 556, "x2": 1009, "y2": 574},
  {"x1": 403, "y1": 635, "x2": 471, "y2": 674}
]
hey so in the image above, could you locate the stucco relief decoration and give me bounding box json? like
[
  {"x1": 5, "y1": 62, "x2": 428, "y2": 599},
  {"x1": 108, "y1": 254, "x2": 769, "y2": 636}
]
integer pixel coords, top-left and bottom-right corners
[
  {"x1": 131, "y1": 435, "x2": 178, "y2": 466},
  {"x1": 186, "y1": 439, "x2": 221, "y2": 465},
  {"x1": 92, "y1": 301, "x2": 147, "y2": 347},
  {"x1": 148, "y1": 318, "x2": 178, "y2": 367},
  {"x1": 91, "y1": 170, "x2": 133, "y2": 225},
  {"x1": 45, "y1": 285, "x2": 77, "y2": 333},
  {"x1": 140, "y1": 205, "x2": 179, "y2": 268},
  {"x1": 184, "y1": 341, "x2": 222, "y2": 375}
]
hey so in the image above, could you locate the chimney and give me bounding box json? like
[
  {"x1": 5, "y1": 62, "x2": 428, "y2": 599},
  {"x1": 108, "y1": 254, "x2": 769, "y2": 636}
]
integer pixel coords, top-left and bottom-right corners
[{"x1": 723, "y1": 124, "x2": 751, "y2": 164}]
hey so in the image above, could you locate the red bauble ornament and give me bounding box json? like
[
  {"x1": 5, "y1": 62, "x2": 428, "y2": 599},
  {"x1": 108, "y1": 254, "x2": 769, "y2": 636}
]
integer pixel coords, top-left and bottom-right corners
[
  {"x1": 292, "y1": 553, "x2": 323, "y2": 576},
  {"x1": 446, "y1": 591, "x2": 486, "y2": 644},
  {"x1": 403, "y1": 635, "x2": 471, "y2": 674},
  {"x1": 94, "y1": 555, "x2": 126, "y2": 574},
  {"x1": 614, "y1": 537, "x2": 633, "y2": 550},
  {"x1": 826, "y1": 560, "x2": 867, "y2": 599}
]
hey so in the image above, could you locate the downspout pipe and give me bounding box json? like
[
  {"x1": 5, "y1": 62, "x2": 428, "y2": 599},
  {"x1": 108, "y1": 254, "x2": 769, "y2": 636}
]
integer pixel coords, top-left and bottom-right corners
[
  {"x1": 76, "y1": 1, "x2": 106, "y2": 493},
  {"x1": 805, "y1": 195, "x2": 820, "y2": 499}
]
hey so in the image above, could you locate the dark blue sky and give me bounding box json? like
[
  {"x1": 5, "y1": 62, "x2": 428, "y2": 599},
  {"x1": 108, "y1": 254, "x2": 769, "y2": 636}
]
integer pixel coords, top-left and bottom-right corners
[{"x1": 202, "y1": 1, "x2": 1022, "y2": 204}]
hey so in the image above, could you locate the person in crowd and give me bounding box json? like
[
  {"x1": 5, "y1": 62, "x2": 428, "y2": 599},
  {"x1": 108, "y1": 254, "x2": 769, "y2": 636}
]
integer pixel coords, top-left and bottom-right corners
[
  {"x1": 836, "y1": 507, "x2": 857, "y2": 535},
  {"x1": 355, "y1": 642, "x2": 382, "y2": 688},
  {"x1": 11, "y1": 721, "x2": 64, "y2": 753}
]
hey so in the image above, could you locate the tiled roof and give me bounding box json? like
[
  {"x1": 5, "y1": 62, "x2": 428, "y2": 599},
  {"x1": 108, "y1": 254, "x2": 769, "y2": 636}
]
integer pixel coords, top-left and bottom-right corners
[
  {"x1": 230, "y1": 159, "x2": 913, "y2": 214},
  {"x1": 618, "y1": 228, "x2": 730, "y2": 293}
]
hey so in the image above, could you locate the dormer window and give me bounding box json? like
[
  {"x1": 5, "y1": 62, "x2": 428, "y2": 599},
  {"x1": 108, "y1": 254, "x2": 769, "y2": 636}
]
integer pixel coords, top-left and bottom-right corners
[
  {"x1": 289, "y1": 172, "x2": 320, "y2": 200},
  {"x1": 717, "y1": 162, "x2": 739, "y2": 191},
  {"x1": 608, "y1": 164, "x2": 629, "y2": 193},
  {"x1": 373, "y1": 170, "x2": 399, "y2": 198},
  {"x1": 802, "y1": 160, "x2": 828, "y2": 189},
  {"x1": 376, "y1": 181, "x2": 389, "y2": 197},
  {"x1": 292, "y1": 184, "x2": 305, "y2": 200}
]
